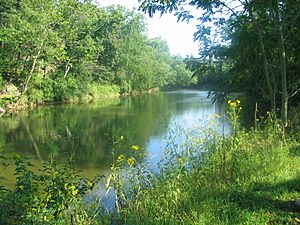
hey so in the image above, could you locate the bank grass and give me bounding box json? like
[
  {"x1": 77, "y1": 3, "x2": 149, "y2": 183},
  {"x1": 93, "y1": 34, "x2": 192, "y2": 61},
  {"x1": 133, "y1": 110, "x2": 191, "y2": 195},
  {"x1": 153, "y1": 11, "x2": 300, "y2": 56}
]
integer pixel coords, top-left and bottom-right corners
[
  {"x1": 0, "y1": 100, "x2": 299, "y2": 224},
  {"x1": 88, "y1": 83, "x2": 120, "y2": 98},
  {"x1": 111, "y1": 100, "x2": 300, "y2": 225}
]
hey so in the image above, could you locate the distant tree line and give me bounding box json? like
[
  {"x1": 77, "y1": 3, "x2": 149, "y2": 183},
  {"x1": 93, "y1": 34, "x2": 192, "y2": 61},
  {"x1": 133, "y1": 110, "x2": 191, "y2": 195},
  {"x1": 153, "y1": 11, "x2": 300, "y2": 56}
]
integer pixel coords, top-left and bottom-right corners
[{"x1": 0, "y1": 0, "x2": 195, "y2": 105}]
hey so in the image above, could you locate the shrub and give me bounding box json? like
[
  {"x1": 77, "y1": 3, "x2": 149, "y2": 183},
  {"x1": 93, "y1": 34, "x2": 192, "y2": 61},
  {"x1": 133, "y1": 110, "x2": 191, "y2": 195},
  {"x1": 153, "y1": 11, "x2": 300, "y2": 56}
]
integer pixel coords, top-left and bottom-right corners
[
  {"x1": 88, "y1": 84, "x2": 120, "y2": 98},
  {"x1": 289, "y1": 105, "x2": 300, "y2": 140},
  {"x1": 0, "y1": 155, "x2": 104, "y2": 225},
  {"x1": 52, "y1": 76, "x2": 81, "y2": 101},
  {"x1": 27, "y1": 88, "x2": 44, "y2": 103}
]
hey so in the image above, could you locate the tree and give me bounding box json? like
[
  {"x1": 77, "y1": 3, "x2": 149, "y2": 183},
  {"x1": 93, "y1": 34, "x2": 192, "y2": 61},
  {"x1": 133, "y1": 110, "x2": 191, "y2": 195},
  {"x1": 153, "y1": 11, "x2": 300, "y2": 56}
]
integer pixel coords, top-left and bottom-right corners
[
  {"x1": 139, "y1": 0, "x2": 300, "y2": 123},
  {"x1": 0, "y1": 0, "x2": 195, "y2": 105}
]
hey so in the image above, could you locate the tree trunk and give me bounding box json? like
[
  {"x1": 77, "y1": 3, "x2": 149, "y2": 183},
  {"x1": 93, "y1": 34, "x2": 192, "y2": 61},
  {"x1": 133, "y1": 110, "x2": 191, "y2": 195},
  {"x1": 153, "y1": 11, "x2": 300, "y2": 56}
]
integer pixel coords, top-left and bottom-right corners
[
  {"x1": 17, "y1": 41, "x2": 44, "y2": 103},
  {"x1": 275, "y1": 0, "x2": 288, "y2": 126},
  {"x1": 258, "y1": 29, "x2": 277, "y2": 113},
  {"x1": 245, "y1": 3, "x2": 276, "y2": 113},
  {"x1": 64, "y1": 60, "x2": 71, "y2": 79}
]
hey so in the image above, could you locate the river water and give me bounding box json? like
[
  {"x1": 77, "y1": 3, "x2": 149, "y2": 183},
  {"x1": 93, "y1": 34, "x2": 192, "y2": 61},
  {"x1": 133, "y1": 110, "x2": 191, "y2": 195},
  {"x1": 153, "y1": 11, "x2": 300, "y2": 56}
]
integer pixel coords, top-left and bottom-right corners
[{"x1": 0, "y1": 90, "x2": 234, "y2": 185}]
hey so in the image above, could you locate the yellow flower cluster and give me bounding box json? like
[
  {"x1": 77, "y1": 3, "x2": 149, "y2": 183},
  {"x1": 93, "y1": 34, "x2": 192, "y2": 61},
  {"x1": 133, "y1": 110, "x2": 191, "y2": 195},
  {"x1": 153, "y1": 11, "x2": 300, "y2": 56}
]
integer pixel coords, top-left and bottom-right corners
[
  {"x1": 70, "y1": 185, "x2": 78, "y2": 195},
  {"x1": 117, "y1": 154, "x2": 125, "y2": 161},
  {"x1": 127, "y1": 157, "x2": 135, "y2": 166},
  {"x1": 115, "y1": 144, "x2": 142, "y2": 167},
  {"x1": 131, "y1": 145, "x2": 139, "y2": 151},
  {"x1": 117, "y1": 154, "x2": 136, "y2": 166},
  {"x1": 228, "y1": 99, "x2": 241, "y2": 107},
  {"x1": 178, "y1": 157, "x2": 184, "y2": 164},
  {"x1": 266, "y1": 111, "x2": 273, "y2": 117}
]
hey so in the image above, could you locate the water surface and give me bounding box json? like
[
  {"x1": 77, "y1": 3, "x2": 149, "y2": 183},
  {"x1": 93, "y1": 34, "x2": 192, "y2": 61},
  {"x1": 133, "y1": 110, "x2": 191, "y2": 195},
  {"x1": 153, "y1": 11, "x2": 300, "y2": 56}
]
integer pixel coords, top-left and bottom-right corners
[{"x1": 0, "y1": 90, "x2": 230, "y2": 183}]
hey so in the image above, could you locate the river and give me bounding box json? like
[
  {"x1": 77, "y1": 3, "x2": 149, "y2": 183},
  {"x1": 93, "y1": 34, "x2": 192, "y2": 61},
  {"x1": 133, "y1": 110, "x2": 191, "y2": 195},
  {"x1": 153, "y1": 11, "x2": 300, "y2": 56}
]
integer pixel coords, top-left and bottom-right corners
[{"x1": 0, "y1": 90, "x2": 237, "y2": 186}]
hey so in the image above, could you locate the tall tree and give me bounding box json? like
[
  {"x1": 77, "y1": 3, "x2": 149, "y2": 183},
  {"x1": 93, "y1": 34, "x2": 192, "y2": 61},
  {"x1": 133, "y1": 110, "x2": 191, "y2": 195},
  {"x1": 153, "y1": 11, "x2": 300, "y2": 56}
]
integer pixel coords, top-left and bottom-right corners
[{"x1": 139, "y1": 0, "x2": 300, "y2": 122}]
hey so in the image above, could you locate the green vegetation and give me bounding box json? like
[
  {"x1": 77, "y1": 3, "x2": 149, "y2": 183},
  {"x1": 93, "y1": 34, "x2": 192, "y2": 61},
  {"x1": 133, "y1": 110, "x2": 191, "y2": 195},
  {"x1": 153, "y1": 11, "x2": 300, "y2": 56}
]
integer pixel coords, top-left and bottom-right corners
[
  {"x1": 0, "y1": 0, "x2": 195, "y2": 109},
  {"x1": 0, "y1": 154, "x2": 104, "y2": 225},
  {"x1": 107, "y1": 100, "x2": 300, "y2": 224},
  {"x1": 0, "y1": 100, "x2": 299, "y2": 224},
  {"x1": 140, "y1": 0, "x2": 300, "y2": 124},
  {"x1": 1, "y1": 0, "x2": 300, "y2": 224}
]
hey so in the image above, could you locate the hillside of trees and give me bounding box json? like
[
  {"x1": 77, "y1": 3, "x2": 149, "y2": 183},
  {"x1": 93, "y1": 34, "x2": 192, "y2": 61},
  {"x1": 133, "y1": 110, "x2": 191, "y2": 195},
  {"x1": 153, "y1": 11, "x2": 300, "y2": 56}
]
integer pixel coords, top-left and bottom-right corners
[{"x1": 0, "y1": 0, "x2": 195, "y2": 108}]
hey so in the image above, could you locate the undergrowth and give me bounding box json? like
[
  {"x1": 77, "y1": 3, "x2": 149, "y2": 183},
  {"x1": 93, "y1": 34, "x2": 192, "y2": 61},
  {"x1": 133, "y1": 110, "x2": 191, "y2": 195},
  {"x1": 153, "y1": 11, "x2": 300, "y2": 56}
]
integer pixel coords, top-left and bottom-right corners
[
  {"x1": 0, "y1": 100, "x2": 299, "y2": 224},
  {"x1": 108, "y1": 100, "x2": 300, "y2": 225},
  {"x1": 0, "y1": 155, "x2": 106, "y2": 225}
]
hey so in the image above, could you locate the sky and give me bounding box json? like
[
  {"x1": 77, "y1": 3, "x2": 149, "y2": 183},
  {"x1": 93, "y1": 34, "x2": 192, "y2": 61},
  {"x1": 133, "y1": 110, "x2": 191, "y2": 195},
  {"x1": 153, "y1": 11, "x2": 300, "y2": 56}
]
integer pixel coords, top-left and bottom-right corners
[{"x1": 95, "y1": 0, "x2": 200, "y2": 57}]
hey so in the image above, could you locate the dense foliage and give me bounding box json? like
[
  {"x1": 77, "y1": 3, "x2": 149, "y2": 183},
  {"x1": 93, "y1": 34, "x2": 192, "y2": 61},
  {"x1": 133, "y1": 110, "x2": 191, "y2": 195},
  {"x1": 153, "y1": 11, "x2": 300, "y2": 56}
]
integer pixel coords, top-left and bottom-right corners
[
  {"x1": 0, "y1": 154, "x2": 105, "y2": 225},
  {"x1": 139, "y1": 0, "x2": 300, "y2": 124},
  {"x1": 0, "y1": 0, "x2": 195, "y2": 107},
  {"x1": 1, "y1": 1, "x2": 299, "y2": 224}
]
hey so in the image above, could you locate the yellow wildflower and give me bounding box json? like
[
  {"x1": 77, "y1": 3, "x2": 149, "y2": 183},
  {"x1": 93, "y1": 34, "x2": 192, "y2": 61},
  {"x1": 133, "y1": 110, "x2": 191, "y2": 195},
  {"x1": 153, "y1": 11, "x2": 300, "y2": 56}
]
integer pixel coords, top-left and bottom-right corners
[
  {"x1": 131, "y1": 145, "x2": 139, "y2": 151},
  {"x1": 120, "y1": 136, "x2": 124, "y2": 141},
  {"x1": 117, "y1": 154, "x2": 125, "y2": 162},
  {"x1": 127, "y1": 157, "x2": 135, "y2": 166},
  {"x1": 70, "y1": 185, "x2": 78, "y2": 195},
  {"x1": 228, "y1": 99, "x2": 241, "y2": 107},
  {"x1": 230, "y1": 102, "x2": 237, "y2": 107},
  {"x1": 72, "y1": 189, "x2": 78, "y2": 195}
]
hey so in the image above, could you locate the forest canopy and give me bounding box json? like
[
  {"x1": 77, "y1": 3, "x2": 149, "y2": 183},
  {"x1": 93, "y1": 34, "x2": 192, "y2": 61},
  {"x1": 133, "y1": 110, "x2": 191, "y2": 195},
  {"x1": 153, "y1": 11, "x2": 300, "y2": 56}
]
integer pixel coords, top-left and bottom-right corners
[
  {"x1": 139, "y1": 0, "x2": 300, "y2": 124},
  {"x1": 0, "y1": 0, "x2": 195, "y2": 105}
]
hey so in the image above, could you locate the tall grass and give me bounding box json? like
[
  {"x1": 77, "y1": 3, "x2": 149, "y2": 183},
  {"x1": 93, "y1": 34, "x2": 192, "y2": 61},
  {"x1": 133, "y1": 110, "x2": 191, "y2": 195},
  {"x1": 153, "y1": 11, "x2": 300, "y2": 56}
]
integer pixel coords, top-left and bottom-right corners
[
  {"x1": 109, "y1": 100, "x2": 300, "y2": 225},
  {"x1": 0, "y1": 100, "x2": 299, "y2": 224}
]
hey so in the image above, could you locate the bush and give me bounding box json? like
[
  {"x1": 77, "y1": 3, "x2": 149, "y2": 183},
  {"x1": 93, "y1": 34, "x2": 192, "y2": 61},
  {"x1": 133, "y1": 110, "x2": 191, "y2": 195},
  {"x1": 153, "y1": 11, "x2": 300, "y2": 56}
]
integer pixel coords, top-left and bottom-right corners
[
  {"x1": 0, "y1": 155, "x2": 104, "y2": 225},
  {"x1": 88, "y1": 83, "x2": 120, "y2": 98},
  {"x1": 289, "y1": 105, "x2": 300, "y2": 140},
  {"x1": 27, "y1": 88, "x2": 44, "y2": 103},
  {"x1": 52, "y1": 76, "x2": 82, "y2": 101}
]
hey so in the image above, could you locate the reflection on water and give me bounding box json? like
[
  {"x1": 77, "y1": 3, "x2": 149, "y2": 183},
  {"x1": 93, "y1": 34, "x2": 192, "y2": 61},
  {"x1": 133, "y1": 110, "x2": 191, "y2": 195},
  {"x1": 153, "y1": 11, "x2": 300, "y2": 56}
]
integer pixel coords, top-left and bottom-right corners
[{"x1": 0, "y1": 90, "x2": 230, "y2": 181}]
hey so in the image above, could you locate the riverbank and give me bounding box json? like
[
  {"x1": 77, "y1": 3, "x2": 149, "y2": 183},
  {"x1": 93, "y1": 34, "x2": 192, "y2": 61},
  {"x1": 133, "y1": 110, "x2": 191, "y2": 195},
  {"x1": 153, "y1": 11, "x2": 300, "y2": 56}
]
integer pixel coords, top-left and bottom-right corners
[
  {"x1": 106, "y1": 102, "x2": 300, "y2": 224},
  {"x1": 0, "y1": 84, "x2": 160, "y2": 114},
  {"x1": 0, "y1": 100, "x2": 299, "y2": 224}
]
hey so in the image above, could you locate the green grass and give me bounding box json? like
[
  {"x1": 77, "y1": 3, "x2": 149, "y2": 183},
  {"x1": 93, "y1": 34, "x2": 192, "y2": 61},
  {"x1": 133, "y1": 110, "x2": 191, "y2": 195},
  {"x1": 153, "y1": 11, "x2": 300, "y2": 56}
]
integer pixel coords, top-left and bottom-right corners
[
  {"x1": 0, "y1": 102, "x2": 299, "y2": 224},
  {"x1": 112, "y1": 120, "x2": 300, "y2": 225}
]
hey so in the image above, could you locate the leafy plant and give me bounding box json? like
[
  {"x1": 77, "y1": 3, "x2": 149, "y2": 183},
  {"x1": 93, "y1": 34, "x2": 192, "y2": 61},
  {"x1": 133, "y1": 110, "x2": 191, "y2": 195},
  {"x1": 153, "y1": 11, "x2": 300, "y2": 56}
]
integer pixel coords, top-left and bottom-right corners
[
  {"x1": 104, "y1": 100, "x2": 300, "y2": 225},
  {"x1": 0, "y1": 154, "x2": 103, "y2": 225}
]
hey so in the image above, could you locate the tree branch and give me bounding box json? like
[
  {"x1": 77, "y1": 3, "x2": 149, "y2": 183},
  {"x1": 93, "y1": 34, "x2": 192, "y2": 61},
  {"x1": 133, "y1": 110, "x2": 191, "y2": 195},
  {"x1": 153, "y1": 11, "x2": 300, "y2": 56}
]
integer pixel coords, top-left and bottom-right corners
[{"x1": 289, "y1": 86, "x2": 300, "y2": 98}]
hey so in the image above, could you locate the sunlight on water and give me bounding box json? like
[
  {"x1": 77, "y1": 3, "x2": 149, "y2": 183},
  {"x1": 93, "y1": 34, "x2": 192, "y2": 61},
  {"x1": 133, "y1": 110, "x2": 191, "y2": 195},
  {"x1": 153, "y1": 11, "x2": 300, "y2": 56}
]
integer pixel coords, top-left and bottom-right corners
[{"x1": 0, "y1": 90, "x2": 230, "y2": 179}]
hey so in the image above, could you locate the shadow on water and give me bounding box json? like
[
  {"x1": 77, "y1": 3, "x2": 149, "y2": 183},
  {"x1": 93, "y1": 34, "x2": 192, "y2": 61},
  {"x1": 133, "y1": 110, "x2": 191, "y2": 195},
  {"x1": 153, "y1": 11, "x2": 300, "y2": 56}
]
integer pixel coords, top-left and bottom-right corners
[
  {"x1": 0, "y1": 90, "x2": 231, "y2": 175},
  {"x1": 0, "y1": 89, "x2": 263, "y2": 211}
]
